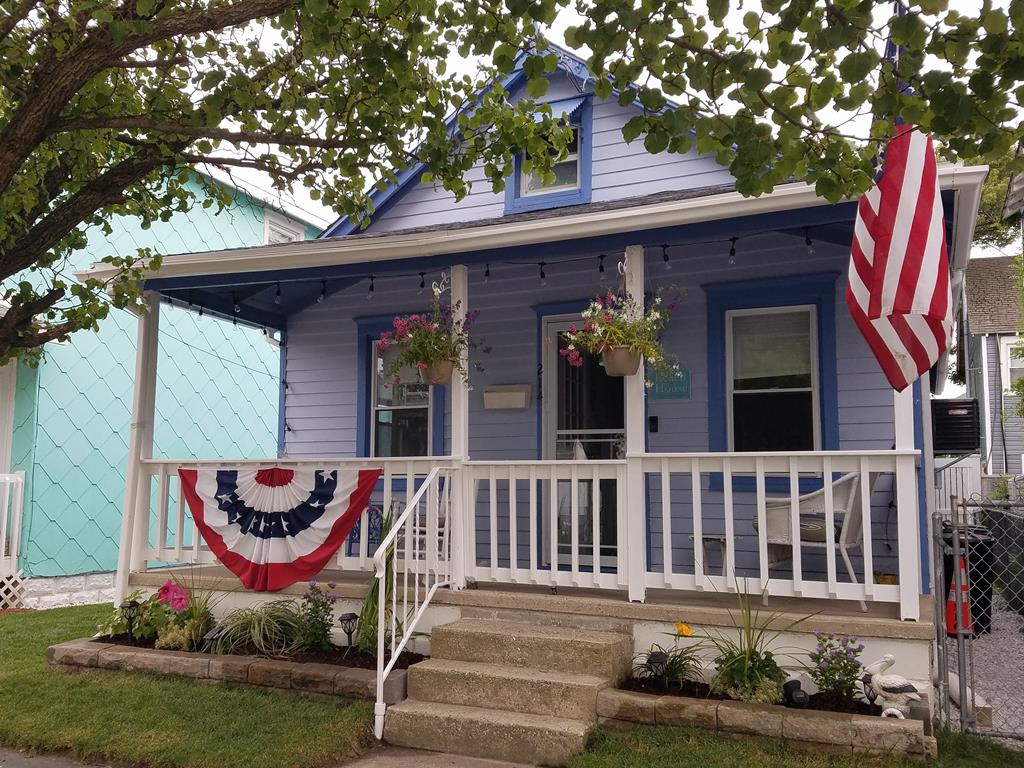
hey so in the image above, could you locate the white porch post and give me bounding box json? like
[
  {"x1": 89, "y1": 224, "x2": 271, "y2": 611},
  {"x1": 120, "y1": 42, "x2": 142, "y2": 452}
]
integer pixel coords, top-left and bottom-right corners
[
  {"x1": 623, "y1": 245, "x2": 647, "y2": 602},
  {"x1": 894, "y1": 384, "x2": 922, "y2": 620},
  {"x1": 114, "y1": 291, "x2": 160, "y2": 602},
  {"x1": 449, "y1": 265, "x2": 470, "y2": 589}
]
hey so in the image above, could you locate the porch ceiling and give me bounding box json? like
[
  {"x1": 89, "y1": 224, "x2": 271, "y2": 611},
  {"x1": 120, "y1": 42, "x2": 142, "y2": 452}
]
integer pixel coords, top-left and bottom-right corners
[{"x1": 77, "y1": 166, "x2": 986, "y2": 332}]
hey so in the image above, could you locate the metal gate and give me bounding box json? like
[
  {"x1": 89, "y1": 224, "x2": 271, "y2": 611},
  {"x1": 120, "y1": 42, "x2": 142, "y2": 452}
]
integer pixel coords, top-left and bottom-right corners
[{"x1": 934, "y1": 487, "x2": 1024, "y2": 739}]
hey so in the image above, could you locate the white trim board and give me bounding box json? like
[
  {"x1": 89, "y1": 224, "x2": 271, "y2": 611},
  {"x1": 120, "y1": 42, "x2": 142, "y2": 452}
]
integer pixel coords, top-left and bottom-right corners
[{"x1": 0, "y1": 361, "x2": 15, "y2": 474}]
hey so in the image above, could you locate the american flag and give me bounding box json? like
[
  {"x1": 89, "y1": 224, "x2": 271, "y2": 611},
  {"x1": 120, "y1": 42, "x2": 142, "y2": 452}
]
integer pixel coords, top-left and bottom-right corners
[{"x1": 846, "y1": 125, "x2": 952, "y2": 392}]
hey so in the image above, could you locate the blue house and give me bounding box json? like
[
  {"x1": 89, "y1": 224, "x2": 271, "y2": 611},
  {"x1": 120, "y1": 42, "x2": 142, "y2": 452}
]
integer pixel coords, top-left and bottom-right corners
[
  {"x1": 82, "y1": 43, "x2": 986, "y2": 756},
  {"x1": 0, "y1": 174, "x2": 319, "y2": 608}
]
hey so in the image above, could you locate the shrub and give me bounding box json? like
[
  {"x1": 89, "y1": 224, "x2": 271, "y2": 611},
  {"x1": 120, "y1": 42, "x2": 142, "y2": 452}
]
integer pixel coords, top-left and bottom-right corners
[
  {"x1": 212, "y1": 600, "x2": 304, "y2": 658},
  {"x1": 299, "y1": 580, "x2": 337, "y2": 652},
  {"x1": 808, "y1": 632, "x2": 864, "y2": 700}
]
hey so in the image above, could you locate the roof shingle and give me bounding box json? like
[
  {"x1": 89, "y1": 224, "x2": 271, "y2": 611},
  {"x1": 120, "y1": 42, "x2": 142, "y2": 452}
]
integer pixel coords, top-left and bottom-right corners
[{"x1": 965, "y1": 256, "x2": 1022, "y2": 334}]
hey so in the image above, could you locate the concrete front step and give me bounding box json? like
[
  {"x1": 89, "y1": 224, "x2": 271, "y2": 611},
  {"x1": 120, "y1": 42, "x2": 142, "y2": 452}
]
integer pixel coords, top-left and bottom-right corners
[
  {"x1": 408, "y1": 657, "x2": 608, "y2": 721},
  {"x1": 383, "y1": 699, "x2": 590, "y2": 767},
  {"x1": 430, "y1": 619, "x2": 632, "y2": 681}
]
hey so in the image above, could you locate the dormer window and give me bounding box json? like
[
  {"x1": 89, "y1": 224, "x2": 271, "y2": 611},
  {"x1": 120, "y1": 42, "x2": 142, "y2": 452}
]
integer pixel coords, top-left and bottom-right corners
[{"x1": 505, "y1": 96, "x2": 592, "y2": 214}]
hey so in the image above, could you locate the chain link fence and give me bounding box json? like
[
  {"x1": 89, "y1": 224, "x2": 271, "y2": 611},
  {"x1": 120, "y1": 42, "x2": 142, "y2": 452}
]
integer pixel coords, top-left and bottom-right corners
[{"x1": 935, "y1": 480, "x2": 1024, "y2": 740}]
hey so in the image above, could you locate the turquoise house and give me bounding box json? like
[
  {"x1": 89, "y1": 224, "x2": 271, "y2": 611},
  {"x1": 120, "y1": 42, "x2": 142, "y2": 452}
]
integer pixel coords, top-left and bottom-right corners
[{"x1": 0, "y1": 175, "x2": 320, "y2": 607}]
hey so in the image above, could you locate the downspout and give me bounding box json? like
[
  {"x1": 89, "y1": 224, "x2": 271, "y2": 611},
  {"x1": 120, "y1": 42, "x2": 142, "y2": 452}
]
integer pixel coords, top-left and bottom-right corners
[{"x1": 980, "y1": 335, "x2": 993, "y2": 474}]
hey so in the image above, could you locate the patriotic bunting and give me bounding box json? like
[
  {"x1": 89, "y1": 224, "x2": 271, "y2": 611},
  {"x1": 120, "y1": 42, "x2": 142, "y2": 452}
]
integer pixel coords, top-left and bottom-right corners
[
  {"x1": 179, "y1": 466, "x2": 381, "y2": 591},
  {"x1": 847, "y1": 124, "x2": 952, "y2": 392}
]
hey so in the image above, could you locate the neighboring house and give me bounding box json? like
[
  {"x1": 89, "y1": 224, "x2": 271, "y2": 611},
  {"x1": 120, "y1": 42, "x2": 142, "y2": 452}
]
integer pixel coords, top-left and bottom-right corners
[
  {"x1": 0, "y1": 174, "x2": 320, "y2": 608},
  {"x1": 81, "y1": 43, "x2": 986, "y2": 759},
  {"x1": 962, "y1": 255, "x2": 1024, "y2": 475}
]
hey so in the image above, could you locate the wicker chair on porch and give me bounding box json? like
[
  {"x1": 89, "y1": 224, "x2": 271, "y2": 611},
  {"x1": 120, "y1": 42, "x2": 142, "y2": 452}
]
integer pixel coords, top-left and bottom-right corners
[{"x1": 752, "y1": 472, "x2": 872, "y2": 610}]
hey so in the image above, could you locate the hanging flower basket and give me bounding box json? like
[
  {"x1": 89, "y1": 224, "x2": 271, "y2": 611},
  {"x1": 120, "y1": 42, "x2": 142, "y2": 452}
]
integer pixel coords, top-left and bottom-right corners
[
  {"x1": 419, "y1": 359, "x2": 455, "y2": 385},
  {"x1": 375, "y1": 273, "x2": 485, "y2": 388},
  {"x1": 562, "y1": 290, "x2": 679, "y2": 383},
  {"x1": 601, "y1": 346, "x2": 642, "y2": 376}
]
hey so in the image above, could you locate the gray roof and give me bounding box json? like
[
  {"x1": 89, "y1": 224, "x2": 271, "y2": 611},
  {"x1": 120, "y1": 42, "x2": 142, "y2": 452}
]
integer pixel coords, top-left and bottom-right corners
[{"x1": 965, "y1": 256, "x2": 1022, "y2": 334}]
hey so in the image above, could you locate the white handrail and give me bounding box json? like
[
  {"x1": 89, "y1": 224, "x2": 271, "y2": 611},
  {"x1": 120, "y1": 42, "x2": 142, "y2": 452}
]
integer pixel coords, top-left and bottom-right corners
[{"x1": 373, "y1": 466, "x2": 452, "y2": 740}]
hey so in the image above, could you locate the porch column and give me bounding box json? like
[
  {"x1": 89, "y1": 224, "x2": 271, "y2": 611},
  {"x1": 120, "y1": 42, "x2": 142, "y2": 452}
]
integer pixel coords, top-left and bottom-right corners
[
  {"x1": 449, "y1": 265, "x2": 469, "y2": 589},
  {"x1": 623, "y1": 245, "x2": 647, "y2": 602},
  {"x1": 894, "y1": 384, "x2": 922, "y2": 620},
  {"x1": 114, "y1": 291, "x2": 160, "y2": 601}
]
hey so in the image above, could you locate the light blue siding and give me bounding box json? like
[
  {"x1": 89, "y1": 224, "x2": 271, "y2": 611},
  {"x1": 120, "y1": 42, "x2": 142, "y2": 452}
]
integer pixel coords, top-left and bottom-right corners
[
  {"x1": 283, "y1": 236, "x2": 901, "y2": 579},
  {"x1": 9, "y1": 179, "x2": 313, "y2": 577},
  {"x1": 362, "y1": 72, "x2": 732, "y2": 234}
]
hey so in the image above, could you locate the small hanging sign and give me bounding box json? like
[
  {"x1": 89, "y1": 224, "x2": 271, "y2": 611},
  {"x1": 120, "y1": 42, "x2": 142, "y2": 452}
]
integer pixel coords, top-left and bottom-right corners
[{"x1": 650, "y1": 365, "x2": 691, "y2": 400}]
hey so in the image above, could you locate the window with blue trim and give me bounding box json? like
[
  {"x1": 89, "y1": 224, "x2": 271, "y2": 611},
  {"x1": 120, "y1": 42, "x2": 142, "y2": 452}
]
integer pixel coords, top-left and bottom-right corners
[
  {"x1": 505, "y1": 96, "x2": 593, "y2": 214},
  {"x1": 707, "y1": 273, "x2": 840, "y2": 473}
]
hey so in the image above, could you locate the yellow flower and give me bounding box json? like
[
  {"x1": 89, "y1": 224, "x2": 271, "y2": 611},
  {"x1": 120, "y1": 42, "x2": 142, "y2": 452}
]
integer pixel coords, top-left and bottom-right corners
[{"x1": 675, "y1": 621, "x2": 694, "y2": 637}]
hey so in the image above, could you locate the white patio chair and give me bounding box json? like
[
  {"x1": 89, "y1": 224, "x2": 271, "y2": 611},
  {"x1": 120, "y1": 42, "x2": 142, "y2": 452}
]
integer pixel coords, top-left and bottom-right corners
[{"x1": 753, "y1": 472, "x2": 871, "y2": 610}]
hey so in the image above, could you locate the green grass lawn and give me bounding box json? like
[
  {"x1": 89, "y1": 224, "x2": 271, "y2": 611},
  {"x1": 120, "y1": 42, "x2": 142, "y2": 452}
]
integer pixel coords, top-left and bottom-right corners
[
  {"x1": 0, "y1": 604, "x2": 373, "y2": 768},
  {"x1": 571, "y1": 724, "x2": 1024, "y2": 768}
]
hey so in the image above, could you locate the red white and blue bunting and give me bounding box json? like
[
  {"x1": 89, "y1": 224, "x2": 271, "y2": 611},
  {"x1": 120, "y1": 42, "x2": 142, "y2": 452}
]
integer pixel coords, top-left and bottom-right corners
[{"x1": 179, "y1": 466, "x2": 381, "y2": 591}]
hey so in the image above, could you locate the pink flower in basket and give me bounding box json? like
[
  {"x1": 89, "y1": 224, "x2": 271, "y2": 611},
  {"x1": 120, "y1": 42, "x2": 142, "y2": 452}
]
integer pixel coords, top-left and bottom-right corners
[{"x1": 156, "y1": 579, "x2": 189, "y2": 612}]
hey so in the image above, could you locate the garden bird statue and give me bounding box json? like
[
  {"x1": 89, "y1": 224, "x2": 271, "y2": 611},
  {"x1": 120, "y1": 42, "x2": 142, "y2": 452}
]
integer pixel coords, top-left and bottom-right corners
[{"x1": 861, "y1": 654, "x2": 921, "y2": 714}]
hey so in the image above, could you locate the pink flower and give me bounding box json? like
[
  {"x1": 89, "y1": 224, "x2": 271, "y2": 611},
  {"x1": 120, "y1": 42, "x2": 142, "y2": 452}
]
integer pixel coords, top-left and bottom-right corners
[
  {"x1": 156, "y1": 579, "x2": 189, "y2": 612},
  {"x1": 415, "y1": 362, "x2": 428, "y2": 369}
]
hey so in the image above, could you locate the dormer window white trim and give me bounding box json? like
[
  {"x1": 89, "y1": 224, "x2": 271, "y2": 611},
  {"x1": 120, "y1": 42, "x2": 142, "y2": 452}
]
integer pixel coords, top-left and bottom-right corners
[{"x1": 264, "y1": 210, "x2": 305, "y2": 245}]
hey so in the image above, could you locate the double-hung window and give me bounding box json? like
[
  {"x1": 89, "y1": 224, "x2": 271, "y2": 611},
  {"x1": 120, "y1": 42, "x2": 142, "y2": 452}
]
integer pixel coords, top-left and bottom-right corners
[
  {"x1": 520, "y1": 127, "x2": 580, "y2": 197},
  {"x1": 726, "y1": 306, "x2": 820, "y2": 452},
  {"x1": 370, "y1": 341, "x2": 431, "y2": 457}
]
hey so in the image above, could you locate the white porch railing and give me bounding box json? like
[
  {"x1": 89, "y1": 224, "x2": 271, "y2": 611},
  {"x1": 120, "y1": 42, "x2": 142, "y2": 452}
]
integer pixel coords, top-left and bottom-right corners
[
  {"x1": 0, "y1": 471, "x2": 24, "y2": 575},
  {"x1": 373, "y1": 466, "x2": 452, "y2": 738},
  {"x1": 135, "y1": 457, "x2": 443, "y2": 571},
  {"x1": 126, "y1": 449, "x2": 922, "y2": 621},
  {"x1": 638, "y1": 451, "x2": 920, "y2": 617},
  {"x1": 464, "y1": 460, "x2": 628, "y2": 590}
]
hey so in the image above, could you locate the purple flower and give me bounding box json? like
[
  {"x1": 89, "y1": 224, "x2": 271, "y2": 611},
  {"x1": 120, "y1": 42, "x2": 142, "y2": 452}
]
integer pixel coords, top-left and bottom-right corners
[
  {"x1": 308, "y1": 579, "x2": 317, "y2": 588},
  {"x1": 818, "y1": 661, "x2": 828, "y2": 669}
]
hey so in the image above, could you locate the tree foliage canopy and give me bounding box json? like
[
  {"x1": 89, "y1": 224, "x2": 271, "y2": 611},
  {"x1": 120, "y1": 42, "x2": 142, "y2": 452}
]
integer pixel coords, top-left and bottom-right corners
[{"x1": 1, "y1": 0, "x2": 1022, "y2": 360}]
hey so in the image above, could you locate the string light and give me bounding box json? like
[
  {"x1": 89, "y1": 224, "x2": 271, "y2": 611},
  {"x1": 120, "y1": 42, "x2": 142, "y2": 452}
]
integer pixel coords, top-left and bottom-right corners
[
  {"x1": 232, "y1": 293, "x2": 240, "y2": 313},
  {"x1": 804, "y1": 227, "x2": 816, "y2": 256},
  {"x1": 728, "y1": 237, "x2": 737, "y2": 266},
  {"x1": 484, "y1": 263, "x2": 490, "y2": 283},
  {"x1": 599, "y1": 254, "x2": 606, "y2": 275},
  {"x1": 539, "y1": 262, "x2": 547, "y2": 286},
  {"x1": 274, "y1": 282, "x2": 281, "y2": 305},
  {"x1": 317, "y1": 279, "x2": 326, "y2": 303},
  {"x1": 366, "y1": 274, "x2": 375, "y2": 300},
  {"x1": 418, "y1": 272, "x2": 426, "y2": 294},
  {"x1": 662, "y1": 244, "x2": 671, "y2": 271}
]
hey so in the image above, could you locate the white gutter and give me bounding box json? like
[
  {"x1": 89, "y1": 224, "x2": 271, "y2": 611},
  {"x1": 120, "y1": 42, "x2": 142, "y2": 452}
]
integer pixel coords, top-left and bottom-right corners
[
  {"x1": 77, "y1": 164, "x2": 989, "y2": 284},
  {"x1": 981, "y1": 334, "x2": 992, "y2": 473}
]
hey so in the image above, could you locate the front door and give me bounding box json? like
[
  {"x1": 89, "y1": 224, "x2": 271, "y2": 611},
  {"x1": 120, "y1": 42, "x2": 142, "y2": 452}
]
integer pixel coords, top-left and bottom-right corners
[{"x1": 542, "y1": 317, "x2": 623, "y2": 568}]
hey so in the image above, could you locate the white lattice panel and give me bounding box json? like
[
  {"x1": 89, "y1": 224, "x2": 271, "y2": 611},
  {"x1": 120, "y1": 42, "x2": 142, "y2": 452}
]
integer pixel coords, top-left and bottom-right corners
[{"x1": 0, "y1": 571, "x2": 25, "y2": 610}]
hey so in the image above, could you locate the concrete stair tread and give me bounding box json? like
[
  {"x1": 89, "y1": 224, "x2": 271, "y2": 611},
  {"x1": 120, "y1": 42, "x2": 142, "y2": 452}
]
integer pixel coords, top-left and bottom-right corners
[
  {"x1": 410, "y1": 657, "x2": 609, "y2": 688},
  {"x1": 438, "y1": 618, "x2": 628, "y2": 647},
  {"x1": 387, "y1": 699, "x2": 590, "y2": 735}
]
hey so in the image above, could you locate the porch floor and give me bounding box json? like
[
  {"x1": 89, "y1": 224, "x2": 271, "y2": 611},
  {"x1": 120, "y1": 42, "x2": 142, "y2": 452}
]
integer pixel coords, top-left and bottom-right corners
[{"x1": 131, "y1": 565, "x2": 933, "y2": 640}]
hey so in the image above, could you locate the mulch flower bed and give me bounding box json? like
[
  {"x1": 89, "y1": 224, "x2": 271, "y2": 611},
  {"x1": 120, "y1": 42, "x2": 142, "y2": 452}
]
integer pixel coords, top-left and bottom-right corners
[
  {"x1": 620, "y1": 677, "x2": 882, "y2": 716},
  {"x1": 94, "y1": 634, "x2": 426, "y2": 670}
]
